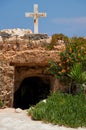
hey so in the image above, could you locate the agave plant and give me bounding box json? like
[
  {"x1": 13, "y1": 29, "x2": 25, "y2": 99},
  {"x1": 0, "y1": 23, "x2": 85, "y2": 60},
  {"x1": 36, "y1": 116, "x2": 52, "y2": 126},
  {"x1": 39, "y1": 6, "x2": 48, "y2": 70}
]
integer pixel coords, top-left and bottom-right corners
[
  {"x1": 68, "y1": 63, "x2": 86, "y2": 94},
  {"x1": 68, "y1": 64, "x2": 81, "y2": 83},
  {"x1": 82, "y1": 71, "x2": 86, "y2": 83}
]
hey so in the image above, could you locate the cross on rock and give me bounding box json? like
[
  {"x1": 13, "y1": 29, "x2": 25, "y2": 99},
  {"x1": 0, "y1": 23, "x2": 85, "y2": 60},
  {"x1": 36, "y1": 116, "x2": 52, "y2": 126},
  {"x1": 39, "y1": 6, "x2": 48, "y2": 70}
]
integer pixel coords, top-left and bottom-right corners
[{"x1": 25, "y1": 4, "x2": 47, "y2": 34}]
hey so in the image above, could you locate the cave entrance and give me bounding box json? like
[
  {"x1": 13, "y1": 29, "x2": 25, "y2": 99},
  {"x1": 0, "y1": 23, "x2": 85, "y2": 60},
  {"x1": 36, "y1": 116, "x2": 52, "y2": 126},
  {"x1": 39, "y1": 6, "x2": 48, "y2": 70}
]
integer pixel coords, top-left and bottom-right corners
[{"x1": 13, "y1": 76, "x2": 50, "y2": 109}]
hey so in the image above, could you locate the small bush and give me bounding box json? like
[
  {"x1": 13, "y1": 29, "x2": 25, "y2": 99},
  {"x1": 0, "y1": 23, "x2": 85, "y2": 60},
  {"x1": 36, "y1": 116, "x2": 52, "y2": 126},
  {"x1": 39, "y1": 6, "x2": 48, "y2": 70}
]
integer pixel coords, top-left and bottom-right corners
[
  {"x1": 48, "y1": 36, "x2": 86, "y2": 76},
  {"x1": 47, "y1": 36, "x2": 86, "y2": 93},
  {"x1": 0, "y1": 100, "x2": 3, "y2": 108},
  {"x1": 68, "y1": 63, "x2": 86, "y2": 84},
  {"x1": 51, "y1": 33, "x2": 69, "y2": 44},
  {"x1": 46, "y1": 33, "x2": 69, "y2": 50},
  {"x1": 29, "y1": 102, "x2": 47, "y2": 120},
  {"x1": 29, "y1": 92, "x2": 86, "y2": 128}
]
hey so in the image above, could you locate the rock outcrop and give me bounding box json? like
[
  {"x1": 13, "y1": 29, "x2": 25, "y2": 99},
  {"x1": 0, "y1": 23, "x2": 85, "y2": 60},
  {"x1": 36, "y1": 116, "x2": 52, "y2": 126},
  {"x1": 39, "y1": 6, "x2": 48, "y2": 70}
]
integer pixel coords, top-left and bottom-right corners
[{"x1": 0, "y1": 28, "x2": 65, "y2": 108}]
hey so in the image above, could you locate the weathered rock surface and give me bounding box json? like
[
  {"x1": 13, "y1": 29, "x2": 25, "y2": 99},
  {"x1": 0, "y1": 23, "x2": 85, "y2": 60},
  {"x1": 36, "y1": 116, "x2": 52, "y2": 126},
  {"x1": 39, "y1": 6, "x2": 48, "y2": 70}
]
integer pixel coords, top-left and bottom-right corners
[
  {"x1": 0, "y1": 28, "x2": 32, "y2": 37},
  {"x1": 0, "y1": 29, "x2": 65, "y2": 108}
]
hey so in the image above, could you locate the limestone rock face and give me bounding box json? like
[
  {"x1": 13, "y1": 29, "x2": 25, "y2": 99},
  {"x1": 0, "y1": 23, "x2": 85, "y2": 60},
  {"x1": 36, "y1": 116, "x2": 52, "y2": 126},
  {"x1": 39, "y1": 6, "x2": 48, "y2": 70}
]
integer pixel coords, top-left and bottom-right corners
[
  {"x1": 0, "y1": 29, "x2": 65, "y2": 108},
  {"x1": 0, "y1": 28, "x2": 32, "y2": 37}
]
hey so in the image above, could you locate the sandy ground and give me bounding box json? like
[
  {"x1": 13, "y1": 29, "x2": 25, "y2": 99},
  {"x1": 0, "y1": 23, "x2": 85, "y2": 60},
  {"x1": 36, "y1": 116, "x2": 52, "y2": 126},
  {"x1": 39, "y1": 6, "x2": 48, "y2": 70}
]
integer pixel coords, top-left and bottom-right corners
[{"x1": 0, "y1": 108, "x2": 86, "y2": 130}]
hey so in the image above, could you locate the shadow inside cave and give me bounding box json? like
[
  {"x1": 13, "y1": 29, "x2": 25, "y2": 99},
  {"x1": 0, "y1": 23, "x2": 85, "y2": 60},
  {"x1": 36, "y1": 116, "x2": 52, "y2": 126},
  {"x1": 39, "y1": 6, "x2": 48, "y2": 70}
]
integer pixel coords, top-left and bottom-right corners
[{"x1": 13, "y1": 76, "x2": 50, "y2": 109}]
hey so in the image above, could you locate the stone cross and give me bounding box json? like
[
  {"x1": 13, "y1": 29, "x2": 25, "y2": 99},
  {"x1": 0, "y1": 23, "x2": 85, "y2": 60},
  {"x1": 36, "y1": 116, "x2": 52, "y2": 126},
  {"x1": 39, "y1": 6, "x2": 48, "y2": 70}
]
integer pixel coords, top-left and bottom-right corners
[{"x1": 25, "y1": 4, "x2": 47, "y2": 34}]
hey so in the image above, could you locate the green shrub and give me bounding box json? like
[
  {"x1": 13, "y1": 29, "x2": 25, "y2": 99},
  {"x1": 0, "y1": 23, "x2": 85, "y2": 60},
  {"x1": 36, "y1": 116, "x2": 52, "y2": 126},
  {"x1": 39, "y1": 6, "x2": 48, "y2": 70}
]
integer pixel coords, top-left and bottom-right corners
[
  {"x1": 68, "y1": 63, "x2": 86, "y2": 84},
  {"x1": 48, "y1": 36, "x2": 86, "y2": 75},
  {"x1": 60, "y1": 37, "x2": 86, "y2": 75},
  {"x1": 0, "y1": 100, "x2": 3, "y2": 108},
  {"x1": 51, "y1": 33, "x2": 69, "y2": 44},
  {"x1": 46, "y1": 43, "x2": 55, "y2": 50},
  {"x1": 68, "y1": 63, "x2": 86, "y2": 94},
  {"x1": 29, "y1": 92, "x2": 86, "y2": 128},
  {"x1": 47, "y1": 36, "x2": 86, "y2": 93},
  {"x1": 46, "y1": 33, "x2": 69, "y2": 50},
  {"x1": 29, "y1": 102, "x2": 47, "y2": 120}
]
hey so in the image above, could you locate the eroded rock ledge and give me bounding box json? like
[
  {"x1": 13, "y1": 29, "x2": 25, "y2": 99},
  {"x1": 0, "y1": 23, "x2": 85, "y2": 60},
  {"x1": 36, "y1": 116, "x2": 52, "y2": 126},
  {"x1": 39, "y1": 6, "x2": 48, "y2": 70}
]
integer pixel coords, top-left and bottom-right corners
[{"x1": 0, "y1": 29, "x2": 65, "y2": 108}]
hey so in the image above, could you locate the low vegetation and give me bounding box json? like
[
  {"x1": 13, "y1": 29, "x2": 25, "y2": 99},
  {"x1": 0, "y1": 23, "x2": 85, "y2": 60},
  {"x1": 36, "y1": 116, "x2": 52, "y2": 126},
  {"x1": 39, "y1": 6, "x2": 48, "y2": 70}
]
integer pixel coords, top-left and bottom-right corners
[
  {"x1": 28, "y1": 34, "x2": 86, "y2": 128},
  {"x1": 46, "y1": 33, "x2": 69, "y2": 50},
  {"x1": 28, "y1": 91, "x2": 86, "y2": 128},
  {"x1": 0, "y1": 100, "x2": 3, "y2": 108},
  {"x1": 47, "y1": 34, "x2": 86, "y2": 94}
]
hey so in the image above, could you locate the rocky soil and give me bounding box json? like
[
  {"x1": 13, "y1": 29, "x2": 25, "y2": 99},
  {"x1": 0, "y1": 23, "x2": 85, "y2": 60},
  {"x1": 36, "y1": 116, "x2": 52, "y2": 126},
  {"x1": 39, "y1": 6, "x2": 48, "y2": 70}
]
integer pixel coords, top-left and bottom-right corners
[{"x1": 0, "y1": 108, "x2": 86, "y2": 130}]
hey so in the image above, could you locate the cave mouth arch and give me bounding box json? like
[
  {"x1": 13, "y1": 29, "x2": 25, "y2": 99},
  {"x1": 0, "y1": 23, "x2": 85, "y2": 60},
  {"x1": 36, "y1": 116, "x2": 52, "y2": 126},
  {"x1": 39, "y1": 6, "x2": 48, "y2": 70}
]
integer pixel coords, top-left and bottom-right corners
[{"x1": 13, "y1": 76, "x2": 50, "y2": 109}]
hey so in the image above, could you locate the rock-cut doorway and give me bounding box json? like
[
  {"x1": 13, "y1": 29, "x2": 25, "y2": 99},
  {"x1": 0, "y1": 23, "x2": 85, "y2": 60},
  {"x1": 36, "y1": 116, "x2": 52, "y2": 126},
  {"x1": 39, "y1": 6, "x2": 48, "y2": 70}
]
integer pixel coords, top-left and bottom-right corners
[{"x1": 13, "y1": 76, "x2": 50, "y2": 109}]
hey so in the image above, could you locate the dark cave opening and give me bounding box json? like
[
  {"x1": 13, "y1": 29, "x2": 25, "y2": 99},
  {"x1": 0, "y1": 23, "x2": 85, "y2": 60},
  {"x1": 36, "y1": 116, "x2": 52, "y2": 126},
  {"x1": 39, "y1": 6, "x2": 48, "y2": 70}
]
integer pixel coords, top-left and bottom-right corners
[{"x1": 13, "y1": 76, "x2": 50, "y2": 109}]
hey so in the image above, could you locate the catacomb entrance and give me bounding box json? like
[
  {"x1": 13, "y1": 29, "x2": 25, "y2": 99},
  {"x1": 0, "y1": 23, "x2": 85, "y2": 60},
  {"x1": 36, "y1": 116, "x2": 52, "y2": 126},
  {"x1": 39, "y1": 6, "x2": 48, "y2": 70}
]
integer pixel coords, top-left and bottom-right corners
[{"x1": 13, "y1": 76, "x2": 50, "y2": 109}]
